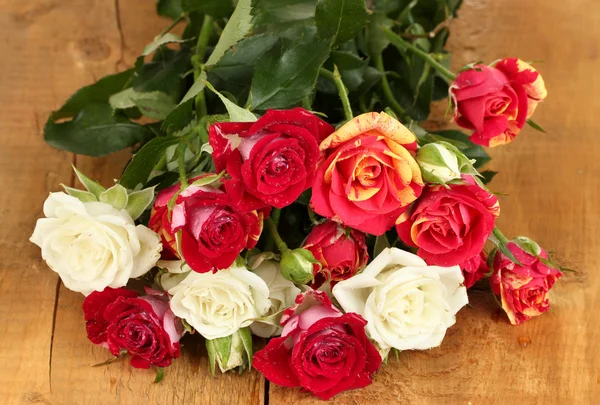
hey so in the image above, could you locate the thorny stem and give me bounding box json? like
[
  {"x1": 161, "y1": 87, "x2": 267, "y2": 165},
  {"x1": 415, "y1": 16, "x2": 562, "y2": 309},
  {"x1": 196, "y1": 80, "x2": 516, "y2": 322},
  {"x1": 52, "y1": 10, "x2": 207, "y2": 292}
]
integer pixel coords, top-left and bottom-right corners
[
  {"x1": 194, "y1": 15, "x2": 214, "y2": 118},
  {"x1": 319, "y1": 66, "x2": 353, "y2": 121}
]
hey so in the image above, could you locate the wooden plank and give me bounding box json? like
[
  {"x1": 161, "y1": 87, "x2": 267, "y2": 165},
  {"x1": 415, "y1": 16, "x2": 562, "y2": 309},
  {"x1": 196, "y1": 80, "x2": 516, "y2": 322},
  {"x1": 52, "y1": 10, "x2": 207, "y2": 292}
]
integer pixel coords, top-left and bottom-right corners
[
  {"x1": 0, "y1": 1, "x2": 77, "y2": 403},
  {"x1": 267, "y1": 0, "x2": 600, "y2": 403},
  {"x1": 46, "y1": 1, "x2": 264, "y2": 404}
]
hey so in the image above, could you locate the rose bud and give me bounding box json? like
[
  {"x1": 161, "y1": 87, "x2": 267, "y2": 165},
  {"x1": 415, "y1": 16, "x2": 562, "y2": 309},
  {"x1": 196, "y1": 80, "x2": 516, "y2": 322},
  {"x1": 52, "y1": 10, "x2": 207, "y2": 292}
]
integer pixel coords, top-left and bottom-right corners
[
  {"x1": 459, "y1": 251, "x2": 489, "y2": 289},
  {"x1": 416, "y1": 141, "x2": 478, "y2": 185},
  {"x1": 209, "y1": 108, "x2": 334, "y2": 211},
  {"x1": 311, "y1": 112, "x2": 424, "y2": 236},
  {"x1": 490, "y1": 237, "x2": 562, "y2": 325},
  {"x1": 396, "y1": 175, "x2": 499, "y2": 267},
  {"x1": 206, "y1": 328, "x2": 253, "y2": 374},
  {"x1": 253, "y1": 290, "x2": 381, "y2": 400},
  {"x1": 279, "y1": 248, "x2": 321, "y2": 285},
  {"x1": 149, "y1": 175, "x2": 264, "y2": 273},
  {"x1": 302, "y1": 221, "x2": 368, "y2": 288},
  {"x1": 83, "y1": 288, "x2": 182, "y2": 369},
  {"x1": 450, "y1": 58, "x2": 547, "y2": 147}
]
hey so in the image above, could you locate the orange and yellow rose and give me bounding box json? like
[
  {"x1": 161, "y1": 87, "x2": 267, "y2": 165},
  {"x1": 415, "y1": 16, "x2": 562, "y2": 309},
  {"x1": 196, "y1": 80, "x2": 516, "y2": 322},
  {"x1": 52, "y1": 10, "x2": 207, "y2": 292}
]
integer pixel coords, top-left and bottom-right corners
[
  {"x1": 450, "y1": 58, "x2": 547, "y2": 147},
  {"x1": 310, "y1": 112, "x2": 423, "y2": 235}
]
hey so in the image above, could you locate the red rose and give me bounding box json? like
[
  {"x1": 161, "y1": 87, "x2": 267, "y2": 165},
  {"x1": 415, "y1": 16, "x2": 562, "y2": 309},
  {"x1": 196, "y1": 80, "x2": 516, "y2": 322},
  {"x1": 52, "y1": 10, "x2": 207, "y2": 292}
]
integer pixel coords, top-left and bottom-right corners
[
  {"x1": 303, "y1": 221, "x2": 368, "y2": 287},
  {"x1": 209, "y1": 108, "x2": 334, "y2": 210},
  {"x1": 396, "y1": 176, "x2": 499, "y2": 266},
  {"x1": 83, "y1": 288, "x2": 182, "y2": 369},
  {"x1": 490, "y1": 241, "x2": 562, "y2": 325},
  {"x1": 253, "y1": 290, "x2": 381, "y2": 400},
  {"x1": 459, "y1": 252, "x2": 489, "y2": 289},
  {"x1": 450, "y1": 58, "x2": 547, "y2": 147},
  {"x1": 149, "y1": 176, "x2": 264, "y2": 273},
  {"x1": 311, "y1": 112, "x2": 424, "y2": 236}
]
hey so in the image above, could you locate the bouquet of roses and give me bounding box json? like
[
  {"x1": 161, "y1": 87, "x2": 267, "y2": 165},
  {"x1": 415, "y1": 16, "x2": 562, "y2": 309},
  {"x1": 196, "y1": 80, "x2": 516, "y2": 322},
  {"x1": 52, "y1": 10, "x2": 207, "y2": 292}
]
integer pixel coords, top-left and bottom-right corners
[{"x1": 30, "y1": 0, "x2": 564, "y2": 400}]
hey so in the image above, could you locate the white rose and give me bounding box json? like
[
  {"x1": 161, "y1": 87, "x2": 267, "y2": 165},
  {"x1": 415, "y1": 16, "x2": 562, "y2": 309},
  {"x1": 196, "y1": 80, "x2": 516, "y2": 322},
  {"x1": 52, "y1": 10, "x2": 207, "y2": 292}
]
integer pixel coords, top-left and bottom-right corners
[
  {"x1": 168, "y1": 263, "x2": 270, "y2": 340},
  {"x1": 332, "y1": 247, "x2": 468, "y2": 352},
  {"x1": 30, "y1": 192, "x2": 161, "y2": 295},
  {"x1": 249, "y1": 260, "x2": 301, "y2": 338}
]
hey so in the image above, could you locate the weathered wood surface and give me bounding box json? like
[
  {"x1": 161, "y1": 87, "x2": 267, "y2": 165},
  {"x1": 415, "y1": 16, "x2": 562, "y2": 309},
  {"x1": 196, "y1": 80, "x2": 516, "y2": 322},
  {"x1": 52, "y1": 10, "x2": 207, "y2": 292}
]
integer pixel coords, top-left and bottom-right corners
[{"x1": 0, "y1": 0, "x2": 598, "y2": 404}]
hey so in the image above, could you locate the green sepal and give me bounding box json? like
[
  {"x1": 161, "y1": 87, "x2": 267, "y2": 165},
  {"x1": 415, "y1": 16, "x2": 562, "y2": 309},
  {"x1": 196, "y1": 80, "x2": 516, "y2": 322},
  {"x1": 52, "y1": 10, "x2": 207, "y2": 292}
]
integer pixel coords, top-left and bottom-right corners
[
  {"x1": 72, "y1": 166, "x2": 106, "y2": 198},
  {"x1": 125, "y1": 187, "x2": 156, "y2": 221},
  {"x1": 99, "y1": 184, "x2": 129, "y2": 210},
  {"x1": 61, "y1": 185, "x2": 98, "y2": 203}
]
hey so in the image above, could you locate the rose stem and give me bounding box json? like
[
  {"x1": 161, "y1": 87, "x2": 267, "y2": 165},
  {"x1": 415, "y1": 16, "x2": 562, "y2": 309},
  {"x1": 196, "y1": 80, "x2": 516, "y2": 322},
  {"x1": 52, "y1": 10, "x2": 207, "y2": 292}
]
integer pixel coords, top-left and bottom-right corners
[
  {"x1": 158, "y1": 14, "x2": 185, "y2": 38},
  {"x1": 194, "y1": 15, "x2": 214, "y2": 118},
  {"x1": 177, "y1": 142, "x2": 188, "y2": 188},
  {"x1": 266, "y1": 216, "x2": 289, "y2": 254},
  {"x1": 382, "y1": 26, "x2": 457, "y2": 84},
  {"x1": 264, "y1": 208, "x2": 281, "y2": 252},
  {"x1": 319, "y1": 66, "x2": 353, "y2": 121},
  {"x1": 373, "y1": 54, "x2": 408, "y2": 120}
]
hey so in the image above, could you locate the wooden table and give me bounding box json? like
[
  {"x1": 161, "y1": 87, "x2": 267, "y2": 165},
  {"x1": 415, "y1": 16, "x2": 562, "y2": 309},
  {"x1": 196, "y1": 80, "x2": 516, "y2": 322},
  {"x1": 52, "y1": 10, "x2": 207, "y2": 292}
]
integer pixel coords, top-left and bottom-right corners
[{"x1": 1, "y1": 0, "x2": 598, "y2": 404}]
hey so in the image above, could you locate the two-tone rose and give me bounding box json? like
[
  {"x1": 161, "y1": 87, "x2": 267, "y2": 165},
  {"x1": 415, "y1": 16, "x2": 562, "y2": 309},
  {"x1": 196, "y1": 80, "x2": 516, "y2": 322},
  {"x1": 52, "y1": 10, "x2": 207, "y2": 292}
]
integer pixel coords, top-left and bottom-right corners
[
  {"x1": 311, "y1": 112, "x2": 424, "y2": 235},
  {"x1": 253, "y1": 290, "x2": 381, "y2": 400},
  {"x1": 490, "y1": 239, "x2": 562, "y2": 325},
  {"x1": 396, "y1": 175, "x2": 499, "y2": 267},
  {"x1": 450, "y1": 58, "x2": 547, "y2": 147},
  {"x1": 209, "y1": 108, "x2": 334, "y2": 210},
  {"x1": 83, "y1": 288, "x2": 182, "y2": 368},
  {"x1": 149, "y1": 176, "x2": 264, "y2": 273}
]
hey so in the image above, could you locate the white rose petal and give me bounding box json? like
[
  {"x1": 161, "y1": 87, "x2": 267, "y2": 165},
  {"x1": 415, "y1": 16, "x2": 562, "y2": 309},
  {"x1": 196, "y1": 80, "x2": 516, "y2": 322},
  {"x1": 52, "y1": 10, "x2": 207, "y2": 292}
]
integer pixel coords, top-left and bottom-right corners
[
  {"x1": 249, "y1": 260, "x2": 301, "y2": 338},
  {"x1": 30, "y1": 192, "x2": 161, "y2": 295},
  {"x1": 168, "y1": 263, "x2": 270, "y2": 340},
  {"x1": 333, "y1": 247, "x2": 468, "y2": 351}
]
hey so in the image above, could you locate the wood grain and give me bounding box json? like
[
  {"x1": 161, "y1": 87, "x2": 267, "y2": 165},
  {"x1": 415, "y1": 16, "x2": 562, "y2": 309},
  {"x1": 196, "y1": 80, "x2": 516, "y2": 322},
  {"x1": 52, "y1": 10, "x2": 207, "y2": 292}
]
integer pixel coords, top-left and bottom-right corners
[
  {"x1": 0, "y1": 1, "x2": 263, "y2": 404},
  {"x1": 0, "y1": 0, "x2": 598, "y2": 404}
]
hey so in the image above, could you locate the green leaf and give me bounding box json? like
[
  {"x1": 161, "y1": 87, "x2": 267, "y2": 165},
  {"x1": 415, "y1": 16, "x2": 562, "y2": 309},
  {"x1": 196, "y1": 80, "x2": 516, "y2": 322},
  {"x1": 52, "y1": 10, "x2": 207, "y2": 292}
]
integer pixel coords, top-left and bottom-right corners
[
  {"x1": 133, "y1": 47, "x2": 191, "y2": 99},
  {"x1": 157, "y1": 0, "x2": 183, "y2": 20},
  {"x1": 142, "y1": 33, "x2": 187, "y2": 56},
  {"x1": 329, "y1": 51, "x2": 368, "y2": 92},
  {"x1": 251, "y1": 0, "x2": 317, "y2": 27},
  {"x1": 161, "y1": 69, "x2": 207, "y2": 134},
  {"x1": 203, "y1": 80, "x2": 257, "y2": 122},
  {"x1": 315, "y1": 0, "x2": 369, "y2": 45},
  {"x1": 365, "y1": 13, "x2": 393, "y2": 57},
  {"x1": 190, "y1": 171, "x2": 225, "y2": 187},
  {"x1": 120, "y1": 135, "x2": 180, "y2": 189},
  {"x1": 61, "y1": 185, "x2": 98, "y2": 202},
  {"x1": 249, "y1": 27, "x2": 331, "y2": 110},
  {"x1": 99, "y1": 184, "x2": 129, "y2": 210},
  {"x1": 109, "y1": 88, "x2": 138, "y2": 110},
  {"x1": 45, "y1": 102, "x2": 152, "y2": 157},
  {"x1": 72, "y1": 166, "x2": 106, "y2": 197},
  {"x1": 181, "y1": 0, "x2": 234, "y2": 17},
  {"x1": 354, "y1": 66, "x2": 384, "y2": 96},
  {"x1": 480, "y1": 170, "x2": 498, "y2": 185},
  {"x1": 373, "y1": 233, "x2": 390, "y2": 258},
  {"x1": 50, "y1": 69, "x2": 133, "y2": 121},
  {"x1": 206, "y1": 0, "x2": 254, "y2": 66},
  {"x1": 125, "y1": 187, "x2": 157, "y2": 221},
  {"x1": 239, "y1": 327, "x2": 253, "y2": 369},
  {"x1": 132, "y1": 92, "x2": 177, "y2": 120},
  {"x1": 154, "y1": 367, "x2": 165, "y2": 383},
  {"x1": 526, "y1": 119, "x2": 547, "y2": 133},
  {"x1": 207, "y1": 33, "x2": 279, "y2": 94}
]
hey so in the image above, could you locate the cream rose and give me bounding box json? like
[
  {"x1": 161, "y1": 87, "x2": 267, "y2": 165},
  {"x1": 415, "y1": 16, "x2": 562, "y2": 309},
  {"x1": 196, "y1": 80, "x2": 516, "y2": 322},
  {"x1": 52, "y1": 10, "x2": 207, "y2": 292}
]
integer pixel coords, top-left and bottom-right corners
[
  {"x1": 168, "y1": 263, "x2": 270, "y2": 340},
  {"x1": 249, "y1": 260, "x2": 301, "y2": 338},
  {"x1": 332, "y1": 247, "x2": 468, "y2": 352},
  {"x1": 30, "y1": 192, "x2": 161, "y2": 295}
]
